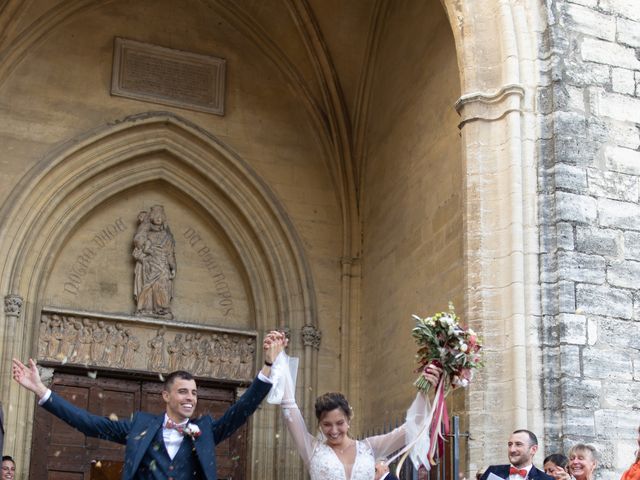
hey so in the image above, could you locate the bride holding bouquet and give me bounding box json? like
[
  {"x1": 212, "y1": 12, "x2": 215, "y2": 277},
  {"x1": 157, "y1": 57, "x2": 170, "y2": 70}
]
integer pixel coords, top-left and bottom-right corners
[{"x1": 265, "y1": 305, "x2": 482, "y2": 480}]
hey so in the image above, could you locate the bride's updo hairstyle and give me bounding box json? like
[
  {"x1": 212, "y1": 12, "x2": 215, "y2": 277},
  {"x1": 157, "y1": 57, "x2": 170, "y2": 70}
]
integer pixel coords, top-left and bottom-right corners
[{"x1": 315, "y1": 392, "x2": 352, "y2": 421}]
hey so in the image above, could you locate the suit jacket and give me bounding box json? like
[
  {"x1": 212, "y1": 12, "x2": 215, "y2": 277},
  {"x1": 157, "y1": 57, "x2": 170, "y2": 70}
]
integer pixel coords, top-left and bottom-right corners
[
  {"x1": 481, "y1": 464, "x2": 555, "y2": 480},
  {"x1": 41, "y1": 376, "x2": 271, "y2": 480}
]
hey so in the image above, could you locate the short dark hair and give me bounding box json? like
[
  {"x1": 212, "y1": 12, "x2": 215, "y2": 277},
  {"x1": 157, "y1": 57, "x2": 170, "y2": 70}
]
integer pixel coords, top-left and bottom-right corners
[
  {"x1": 2, "y1": 456, "x2": 14, "y2": 465},
  {"x1": 513, "y1": 429, "x2": 538, "y2": 446},
  {"x1": 544, "y1": 454, "x2": 569, "y2": 469},
  {"x1": 163, "y1": 371, "x2": 195, "y2": 390},
  {"x1": 315, "y1": 392, "x2": 351, "y2": 421}
]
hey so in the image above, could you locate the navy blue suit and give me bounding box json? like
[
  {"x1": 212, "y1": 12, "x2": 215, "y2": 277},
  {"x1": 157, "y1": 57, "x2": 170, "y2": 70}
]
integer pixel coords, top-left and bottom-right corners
[
  {"x1": 41, "y1": 377, "x2": 271, "y2": 480},
  {"x1": 481, "y1": 465, "x2": 554, "y2": 480}
]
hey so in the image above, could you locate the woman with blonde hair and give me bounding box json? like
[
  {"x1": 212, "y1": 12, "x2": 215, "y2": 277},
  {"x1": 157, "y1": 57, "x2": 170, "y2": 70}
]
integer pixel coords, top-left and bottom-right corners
[
  {"x1": 621, "y1": 426, "x2": 640, "y2": 480},
  {"x1": 568, "y1": 444, "x2": 597, "y2": 480}
]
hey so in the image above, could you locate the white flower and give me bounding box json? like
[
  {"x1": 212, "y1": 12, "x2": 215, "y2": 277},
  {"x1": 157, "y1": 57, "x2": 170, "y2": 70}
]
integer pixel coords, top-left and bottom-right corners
[
  {"x1": 460, "y1": 343, "x2": 468, "y2": 353},
  {"x1": 183, "y1": 423, "x2": 201, "y2": 439}
]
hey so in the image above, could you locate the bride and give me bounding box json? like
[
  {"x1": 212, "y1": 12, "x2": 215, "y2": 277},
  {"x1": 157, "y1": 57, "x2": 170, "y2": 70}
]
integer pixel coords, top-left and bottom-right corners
[{"x1": 265, "y1": 332, "x2": 442, "y2": 480}]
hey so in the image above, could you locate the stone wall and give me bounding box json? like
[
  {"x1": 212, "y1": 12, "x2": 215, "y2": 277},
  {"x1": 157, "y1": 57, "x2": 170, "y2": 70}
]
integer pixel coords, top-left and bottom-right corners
[{"x1": 540, "y1": 0, "x2": 640, "y2": 477}]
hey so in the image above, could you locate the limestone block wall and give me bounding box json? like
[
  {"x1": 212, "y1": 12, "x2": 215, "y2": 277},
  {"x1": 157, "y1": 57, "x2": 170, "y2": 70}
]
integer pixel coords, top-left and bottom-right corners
[{"x1": 540, "y1": 0, "x2": 640, "y2": 477}]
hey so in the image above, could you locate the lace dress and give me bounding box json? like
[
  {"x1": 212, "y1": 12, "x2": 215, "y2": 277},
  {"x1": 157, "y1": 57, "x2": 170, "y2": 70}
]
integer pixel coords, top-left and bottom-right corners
[
  {"x1": 282, "y1": 400, "x2": 408, "y2": 480},
  {"x1": 279, "y1": 361, "x2": 429, "y2": 480}
]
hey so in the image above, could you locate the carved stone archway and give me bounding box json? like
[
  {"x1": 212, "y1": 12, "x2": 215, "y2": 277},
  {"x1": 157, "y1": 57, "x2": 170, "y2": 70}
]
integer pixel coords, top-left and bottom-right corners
[{"x1": 0, "y1": 112, "x2": 318, "y2": 478}]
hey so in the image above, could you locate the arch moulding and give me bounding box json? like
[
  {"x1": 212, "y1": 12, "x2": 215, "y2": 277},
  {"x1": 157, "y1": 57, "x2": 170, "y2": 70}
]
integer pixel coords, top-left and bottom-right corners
[
  {"x1": 0, "y1": 112, "x2": 318, "y2": 479},
  {"x1": 440, "y1": 0, "x2": 547, "y2": 470}
]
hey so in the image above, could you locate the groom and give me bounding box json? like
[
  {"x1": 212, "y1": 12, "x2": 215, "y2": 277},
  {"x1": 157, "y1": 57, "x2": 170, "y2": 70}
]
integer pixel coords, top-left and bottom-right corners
[{"x1": 13, "y1": 330, "x2": 286, "y2": 480}]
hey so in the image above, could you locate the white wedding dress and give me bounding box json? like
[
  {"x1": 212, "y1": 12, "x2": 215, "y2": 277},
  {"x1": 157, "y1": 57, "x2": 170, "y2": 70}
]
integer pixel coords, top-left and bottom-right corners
[
  {"x1": 269, "y1": 352, "x2": 431, "y2": 480},
  {"x1": 282, "y1": 398, "x2": 408, "y2": 480}
]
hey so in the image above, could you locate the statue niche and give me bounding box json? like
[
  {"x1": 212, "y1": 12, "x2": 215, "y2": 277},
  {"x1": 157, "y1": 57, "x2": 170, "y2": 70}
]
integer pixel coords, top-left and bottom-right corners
[{"x1": 132, "y1": 205, "x2": 176, "y2": 319}]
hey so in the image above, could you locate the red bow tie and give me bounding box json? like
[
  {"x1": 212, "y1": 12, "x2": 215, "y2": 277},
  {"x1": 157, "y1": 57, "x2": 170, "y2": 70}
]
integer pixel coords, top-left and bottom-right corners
[
  {"x1": 510, "y1": 467, "x2": 528, "y2": 477},
  {"x1": 165, "y1": 419, "x2": 187, "y2": 434}
]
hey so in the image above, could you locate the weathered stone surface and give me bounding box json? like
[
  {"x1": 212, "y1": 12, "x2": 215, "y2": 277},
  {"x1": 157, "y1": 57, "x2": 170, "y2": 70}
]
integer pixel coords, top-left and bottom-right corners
[
  {"x1": 558, "y1": 222, "x2": 575, "y2": 251},
  {"x1": 561, "y1": 377, "x2": 601, "y2": 408},
  {"x1": 602, "y1": 381, "x2": 640, "y2": 409},
  {"x1": 612, "y1": 68, "x2": 636, "y2": 95},
  {"x1": 581, "y1": 37, "x2": 640, "y2": 70},
  {"x1": 607, "y1": 259, "x2": 640, "y2": 289},
  {"x1": 542, "y1": 280, "x2": 577, "y2": 315},
  {"x1": 600, "y1": 0, "x2": 640, "y2": 22},
  {"x1": 558, "y1": 312, "x2": 587, "y2": 344},
  {"x1": 556, "y1": 163, "x2": 588, "y2": 192},
  {"x1": 592, "y1": 89, "x2": 640, "y2": 123},
  {"x1": 588, "y1": 168, "x2": 639, "y2": 202},
  {"x1": 625, "y1": 232, "x2": 640, "y2": 260},
  {"x1": 617, "y1": 18, "x2": 640, "y2": 47},
  {"x1": 576, "y1": 226, "x2": 619, "y2": 256},
  {"x1": 604, "y1": 146, "x2": 640, "y2": 175},
  {"x1": 583, "y1": 347, "x2": 633, "y2": 379},
  {"x1": 607, "y1": 122, "x2": 640, "y2": 150},
  {"x1": 562, "y1": 407, "x2": 595, "y2": 437},
  {"x1": 596, "y1": 316, "x2": 640, "y2": 350},
  {"x1": 587, "y1": 316, "x2": 598, "y2": 345},
  {"x1": 558, "y1": 251, "x2": 606, "y2": 283},
  {"x1": 598, "y1": 198, "x2": 640, "y2": 230},
  {"x1": 576, "y1": 283, "x2": 633, "y2": 318},
  {"x1": 595, "y1": 409, "x2": 640, "y2": 435},
  {"x1": 560, "y1": 344, "x2": 582, "y2": 377},
  {"x1": 565, "y1": 4, "x2": 616, "y2": 41},
  {"x1": 556, "y1": 191, "x2": 598, "y2": 224}
]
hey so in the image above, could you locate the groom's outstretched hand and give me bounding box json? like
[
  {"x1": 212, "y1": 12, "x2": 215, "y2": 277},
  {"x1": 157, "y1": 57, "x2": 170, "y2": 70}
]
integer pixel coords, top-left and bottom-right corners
[{"x1": 12, "y1": 358, "x2": 48, "y2": 398}]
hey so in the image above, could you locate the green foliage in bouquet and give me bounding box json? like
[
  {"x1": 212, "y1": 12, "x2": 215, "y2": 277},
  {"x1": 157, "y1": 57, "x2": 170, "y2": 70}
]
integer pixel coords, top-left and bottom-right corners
[{"x1": 412, "y1": 303, "x2": 483, "y2": 393}]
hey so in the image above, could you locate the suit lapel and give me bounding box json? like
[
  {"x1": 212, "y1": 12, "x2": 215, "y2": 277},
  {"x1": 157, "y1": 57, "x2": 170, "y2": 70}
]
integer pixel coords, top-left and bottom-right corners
[{"x1": 130, "y1": 414, "x2": 164, "y2": 475}]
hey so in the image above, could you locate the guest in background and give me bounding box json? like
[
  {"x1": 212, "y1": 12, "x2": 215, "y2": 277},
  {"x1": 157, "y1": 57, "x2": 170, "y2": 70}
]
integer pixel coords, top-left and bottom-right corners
[
  {"x1": 480, "y1": 430, "x2": 553, "y2": 480},
  {"x1": 544, "y1": 453, "x2": 571, "y2": 480},
  {"x1": 1, "y1": 456, "x2": 15, "y2": 480},
  {"x1": 568, "y1": 444, "x2": 597, "y2": 480},
  {"x1": 621, "y1": 426, "x2": 640, "y2": 480}
]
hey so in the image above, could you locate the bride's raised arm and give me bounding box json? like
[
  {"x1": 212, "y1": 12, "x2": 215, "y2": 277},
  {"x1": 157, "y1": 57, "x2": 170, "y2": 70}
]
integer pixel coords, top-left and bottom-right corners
[{"x1": 274, "y1": 353, "x2": 317, "y2": 466}]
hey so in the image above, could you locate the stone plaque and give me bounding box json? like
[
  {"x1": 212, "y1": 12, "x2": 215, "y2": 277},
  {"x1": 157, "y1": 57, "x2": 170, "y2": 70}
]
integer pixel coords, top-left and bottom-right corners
[
  {"x1": 38, "y1": 307, "x2": 256, "y2": 382},
  {"x1": 111, "y1": 37, "x2": 226, "y2": 115}
]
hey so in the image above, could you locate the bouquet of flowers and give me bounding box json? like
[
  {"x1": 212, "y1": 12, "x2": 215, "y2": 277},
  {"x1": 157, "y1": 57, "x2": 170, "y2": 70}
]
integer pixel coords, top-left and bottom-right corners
[
  {"x1": 413, "y1": 303, "x2": 482, "y2": 393},
  {"x1": 393, "y1": 304, "x2": 483, "y2": 474}
]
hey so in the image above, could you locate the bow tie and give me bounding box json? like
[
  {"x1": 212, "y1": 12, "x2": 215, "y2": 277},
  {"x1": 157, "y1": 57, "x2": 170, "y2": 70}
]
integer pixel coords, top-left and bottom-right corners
[
  {"x1": 165, "y1": 419, "x2": 188, "y2": 433},
  {"x1": 510, "y1": 467, "x2": 528, "y2": 477}
]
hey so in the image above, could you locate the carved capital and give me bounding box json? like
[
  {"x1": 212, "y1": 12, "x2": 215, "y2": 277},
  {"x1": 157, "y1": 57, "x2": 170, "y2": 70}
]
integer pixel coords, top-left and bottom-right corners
[
  {"x1": 301, "y1": 324, "x2": 321, "y2": 350},
  {"x1": 4, "y1": 294, "x2": 23, "y2": 317}
]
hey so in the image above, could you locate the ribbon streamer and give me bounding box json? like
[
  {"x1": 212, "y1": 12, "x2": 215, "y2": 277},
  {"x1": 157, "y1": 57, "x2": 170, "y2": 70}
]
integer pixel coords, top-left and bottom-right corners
[{"x1": 386, "y1": 377, "x2": 449, "y2": 477}]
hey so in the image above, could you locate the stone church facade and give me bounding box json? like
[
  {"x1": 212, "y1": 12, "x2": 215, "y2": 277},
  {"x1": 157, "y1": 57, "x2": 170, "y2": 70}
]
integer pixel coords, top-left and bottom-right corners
[{"x1": 0, "y1": 0, "x2": 638, "y2": 478}]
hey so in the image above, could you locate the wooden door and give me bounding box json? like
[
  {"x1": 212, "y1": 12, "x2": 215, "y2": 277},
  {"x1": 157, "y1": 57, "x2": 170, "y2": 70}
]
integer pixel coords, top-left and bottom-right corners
[{"x1": 30, "y1": 372, "x2": 247, "y2": 480}]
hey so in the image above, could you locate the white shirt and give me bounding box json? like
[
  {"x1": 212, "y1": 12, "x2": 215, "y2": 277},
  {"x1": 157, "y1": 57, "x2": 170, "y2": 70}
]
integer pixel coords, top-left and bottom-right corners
[{"x1": 39, "y1": 371, "x2": 273, "y2": 460}]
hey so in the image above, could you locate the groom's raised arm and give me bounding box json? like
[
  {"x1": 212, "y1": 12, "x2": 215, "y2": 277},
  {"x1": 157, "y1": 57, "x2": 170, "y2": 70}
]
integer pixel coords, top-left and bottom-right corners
[
  {"x1": 12, "y1": 358, "x2": 130, "y2": 443},
  {"x1": 211, "y1": 330, "x2": 286, "y2": 444}
]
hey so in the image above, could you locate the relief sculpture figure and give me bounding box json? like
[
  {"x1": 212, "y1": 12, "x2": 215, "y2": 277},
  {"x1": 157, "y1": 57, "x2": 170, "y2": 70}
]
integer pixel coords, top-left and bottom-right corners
[{"x1": 133, "y1": 205, "x2": 176, "y2": 319}]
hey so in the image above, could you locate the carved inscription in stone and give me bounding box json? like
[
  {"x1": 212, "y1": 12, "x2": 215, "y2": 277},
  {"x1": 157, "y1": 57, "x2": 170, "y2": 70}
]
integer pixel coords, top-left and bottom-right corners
[
  {"x1": 64, "y1": 218, "x2": 127, "y2": 296},
  {"x1": 111, "y1": 38, "x2": 226, "y2": 115},
  {"x1": 38, "y1": 309, "x2": 256, "y2": 382},
  {"x1": 183, "y1": 227, "x2": 235, "y2": 319}
]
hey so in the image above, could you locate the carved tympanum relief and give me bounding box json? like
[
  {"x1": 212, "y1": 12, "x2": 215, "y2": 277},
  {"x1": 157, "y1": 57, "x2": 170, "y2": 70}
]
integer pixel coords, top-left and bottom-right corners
[{"x1": 38, "y1": 310, "x2": 257, "y2": 381}]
